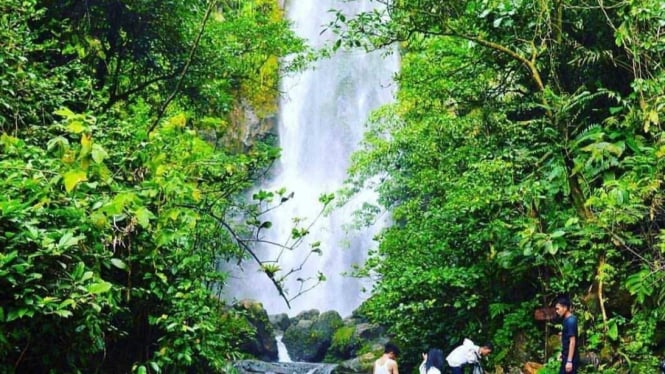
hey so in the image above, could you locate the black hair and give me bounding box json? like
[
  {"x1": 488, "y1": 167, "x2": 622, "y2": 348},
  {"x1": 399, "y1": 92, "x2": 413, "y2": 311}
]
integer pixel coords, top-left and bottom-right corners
[
  {"x1": 425, "y1": 348, "x2": 444, "y2": 371},
  {"x1": 555, "y1": 295, "x2": 572, "y2": 310},
  {"x1": 482, "y1": 342, "x2": 494, "y2": 351},
  {"x1": 384, "y1": 342, "x2": 400, "y2": 356}
]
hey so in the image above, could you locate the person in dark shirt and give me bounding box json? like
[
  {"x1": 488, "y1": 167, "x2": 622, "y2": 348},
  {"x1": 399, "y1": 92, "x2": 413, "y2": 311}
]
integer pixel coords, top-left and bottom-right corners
[{"x1": 555, "y1": 296, "x2": 579, "y2": 374}]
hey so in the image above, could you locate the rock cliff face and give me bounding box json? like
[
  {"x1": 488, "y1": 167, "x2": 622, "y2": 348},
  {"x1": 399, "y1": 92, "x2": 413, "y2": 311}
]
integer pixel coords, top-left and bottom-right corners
[
  {"x1": 234, "y1": 299, "x2": 279, "y2": 362},
  {"x1": 199, "y1": 98, "x2": 278, "y2": 153},
  {"x1": 196, "y1": 100, "x2": 277, "y2": 156}
]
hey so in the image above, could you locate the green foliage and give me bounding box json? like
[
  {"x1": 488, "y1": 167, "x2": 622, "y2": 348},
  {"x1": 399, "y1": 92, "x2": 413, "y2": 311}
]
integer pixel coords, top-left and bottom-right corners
[
  {"x1": 0, "y1": 0, "x2": 303, "y2": 372},
  {"x1": 326, "y1": 325, "x2": 360, "y2": 361},
  {"x1": 0, "y1": 0, "x2": 91, "y2": 130},
  {"x1": 332, "y1": 326, "x2": 355, "y2": 348},
  {"x1": 337, "y1": 0, "x2": 665, "y2": 370}
]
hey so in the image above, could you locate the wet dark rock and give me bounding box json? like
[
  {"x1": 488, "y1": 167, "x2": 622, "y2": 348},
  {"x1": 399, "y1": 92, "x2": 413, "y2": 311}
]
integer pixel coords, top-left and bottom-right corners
[
  {"x1": 336, "y1": 352, "x2": 376, "y2": 373},
  {"x1": 282, "y1": 311, "x2": 343, "y2": 362},
  {"x1": 233, "y1": 359, "x2": 337, "y2": 374},
  {"x1": 235, "y1": 299, "x2": 278, "y2": 362},
  {"x1": 269, "y1": 313, "x2": 291, "y2": 333},
  {"x1": 291, "y1": 309, "x2": 321, "y2": 325},
  {"x1": 314, "y1": 311, "x2": 344, "y2": 341},
  {"x1": 354, "y1": 323, "x2": 385, "y2": 341},
  {"x1": 327, "y1": 319, "x2": 387, "y2": 361}
]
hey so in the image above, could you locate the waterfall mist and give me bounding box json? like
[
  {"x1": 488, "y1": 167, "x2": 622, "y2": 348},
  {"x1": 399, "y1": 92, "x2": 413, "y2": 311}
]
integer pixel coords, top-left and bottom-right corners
[{"x1": 223, "y1": 0, "x2": 398, "y2": 317}]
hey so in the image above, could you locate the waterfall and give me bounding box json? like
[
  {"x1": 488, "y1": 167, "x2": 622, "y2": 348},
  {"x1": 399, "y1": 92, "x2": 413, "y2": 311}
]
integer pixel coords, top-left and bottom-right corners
[
  {"x1": 224, "y1": 0, "x2": 398, "y2": 317},
  {"x1": 276, "y1": 335, "x2": 292, "y2": 363}
]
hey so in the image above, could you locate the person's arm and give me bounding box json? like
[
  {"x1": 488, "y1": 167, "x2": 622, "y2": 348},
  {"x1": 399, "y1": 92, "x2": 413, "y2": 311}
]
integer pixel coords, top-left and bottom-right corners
[
  {"x1": 565, "y1": 336, "x2": 576, "y2": 372},
  {"x1": 419, "y1": 354, "x2": 427, "y2": 374},
  {"x1": 390, "y1": 360, "x2": 399, "y2": 374},
  {"x1": 562, "y1": 316, "x2": 578, "y2": 372},
  {"x1": 465, "y1": 346, "x2": 480, "y2": 364}
]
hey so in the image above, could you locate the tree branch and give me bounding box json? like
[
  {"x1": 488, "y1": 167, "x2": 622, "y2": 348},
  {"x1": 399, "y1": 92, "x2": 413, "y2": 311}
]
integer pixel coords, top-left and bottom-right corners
[
  {"x1": 211, "y1": 211, "x2": 293, "y2": 308},
  {"x1": 148, "y1": 0, "x2": 217, "y2": 134},
  {"x1": 105, "y1": 71, "x2": 178, "y2": 109},
  {"x1": 456, "y1": 34, "x2": 546, "y2": 93}
]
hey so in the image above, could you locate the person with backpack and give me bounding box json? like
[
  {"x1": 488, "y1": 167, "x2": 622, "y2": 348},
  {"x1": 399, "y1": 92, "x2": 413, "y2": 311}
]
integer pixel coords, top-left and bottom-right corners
[{"x1": 445, "y1": 338, "x2": 493, "y2": 374}]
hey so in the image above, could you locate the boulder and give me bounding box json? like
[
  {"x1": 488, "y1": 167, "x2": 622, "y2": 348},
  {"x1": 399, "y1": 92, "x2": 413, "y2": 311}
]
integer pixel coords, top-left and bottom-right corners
[
  {"x1": 291, "y1": 309, "x2": 321, "y2": 325},
  {"x1": 355, "y1": 323, "x2": 385, "y2": 341},
  {"x1": 327, "y1": 320, "x2": 387, "y2": 361},
  {"x1": 314, "y1": 311, "x2": 345, "y2": 341},
  {"x1": 328, "y1": 325, "x2": 361, "y2": 360},
  {"x1": 270, "y1": 312, "x2": 291, "y2": 333},
  {"x1": 283, "y1": 310, "x2": 343, "y2": 362},
  {"x1": 523, "y1": 362, "x2": 543, "y2": 374},
  {"x1": 234, "y1": 299, "x2": 278, "y2": 362},
  {"x1": 336, "y1": 352, "x2": 376, "y2": 373},
  {"x1": 283, "y1": 320, "x2": 318, "y2": 362}
]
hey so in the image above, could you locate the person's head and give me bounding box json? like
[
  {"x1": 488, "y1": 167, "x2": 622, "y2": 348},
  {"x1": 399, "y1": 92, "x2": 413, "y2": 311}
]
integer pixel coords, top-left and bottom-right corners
[
  {"x1": 384, "y1": 342, "x2": 400, "y2": 359},
  {"x1": 425, "y1": 348, "x2": 444, "y2": 371},
  {"x1": 421, "y1": 349, "x2": 428, "y2": 361},
  {"x1": 554, "y1": 296, "x2": 572, "y2": 318},
  {"x1": 479, "y1": 342, "x2": 493, "y2": 357}
]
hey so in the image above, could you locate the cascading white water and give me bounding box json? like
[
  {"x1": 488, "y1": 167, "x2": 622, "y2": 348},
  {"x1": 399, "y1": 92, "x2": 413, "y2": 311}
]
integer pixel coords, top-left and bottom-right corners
[
  {"x1": 276, "y1": 335, "x2": 292, "y2": 363},
  {"x1": 225, "y1": 0, "x2": 398, "y2": 317}
]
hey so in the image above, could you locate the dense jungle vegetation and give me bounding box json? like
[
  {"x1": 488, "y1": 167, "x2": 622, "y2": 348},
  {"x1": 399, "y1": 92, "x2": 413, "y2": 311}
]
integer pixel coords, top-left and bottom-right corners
[
  {"x1": 0, "y1": 0, "x2": 306, "y2": 372},
  {"x1": 332, "y1": 0, "x2": 665, "y2": 372},
  {"x1": 2, "y1": 0, "x2": 665, "y2": 373}
]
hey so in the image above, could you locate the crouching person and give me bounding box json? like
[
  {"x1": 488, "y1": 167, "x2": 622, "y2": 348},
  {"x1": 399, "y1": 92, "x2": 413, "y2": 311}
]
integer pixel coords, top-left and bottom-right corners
[{"x1": 445, "y1": 339, "x2": 493, "y2": 374}]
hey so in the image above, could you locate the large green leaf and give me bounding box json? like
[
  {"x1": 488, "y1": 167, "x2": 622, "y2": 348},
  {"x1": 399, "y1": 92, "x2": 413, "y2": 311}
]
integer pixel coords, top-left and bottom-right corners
[
  {"x1": 63, "y1": 169, "x2": 87, "y2": 192},
  {"x1": 86, "y1": 281, "x2": 112, "y2": 295}
]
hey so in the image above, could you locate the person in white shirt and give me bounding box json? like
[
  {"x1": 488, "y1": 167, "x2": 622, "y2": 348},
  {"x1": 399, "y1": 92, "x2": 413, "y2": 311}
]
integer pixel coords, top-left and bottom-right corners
[
  {"x1": 445, "y1": 338, "x2": 493, "y2": 374},
  {"x1": 374, "y1": 342, "x2": 400, "y2": 374},
  {"x1": 419, "y1": 348, "x2": 445, "y2": 374}
]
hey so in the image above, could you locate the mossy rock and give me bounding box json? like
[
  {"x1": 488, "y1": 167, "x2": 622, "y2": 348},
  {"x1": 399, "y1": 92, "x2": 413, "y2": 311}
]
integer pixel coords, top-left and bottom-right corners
[
  {"x1": 314, "y1": 311, "x2": 344, "y2": 338},
  {"x1": 282, "y1": 311, "x2": 343, "y2": 362},
  {"x1": 291, "y1": 309, "x2": 321, "y2": 325},
  {"x1": 283, "y1": 320, "x2": 320, "y2": 362},
  {"x1": 337, "y1": 352, "x2": 378, "y2": 373},
  {"x1": 328, "y1": 325, "x2": 361, "y2": 360},
  {"x1": 354, "y1": 323, "x2": 384, "y2": 341},
  {"x1": 234, "y1": 299, "x2": 278, "y2": 362}
]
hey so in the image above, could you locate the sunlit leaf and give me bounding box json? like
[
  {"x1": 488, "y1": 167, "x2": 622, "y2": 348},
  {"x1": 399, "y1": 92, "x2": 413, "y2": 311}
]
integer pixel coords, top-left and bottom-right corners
[
  {"x1": 63, "y1": 169, "x2": 87, "y2": 192},
  {"x1": 110, "y1": 258, "x2": 128, "y2": 270},
  {"x1": 87, "y1": 281, "x2": 112, "y2": 295}
]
